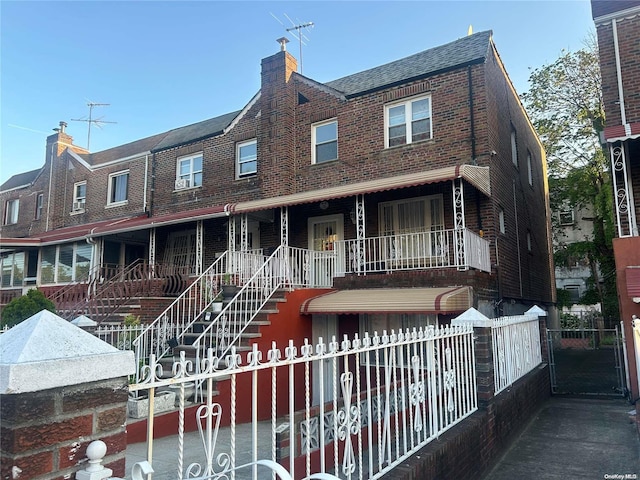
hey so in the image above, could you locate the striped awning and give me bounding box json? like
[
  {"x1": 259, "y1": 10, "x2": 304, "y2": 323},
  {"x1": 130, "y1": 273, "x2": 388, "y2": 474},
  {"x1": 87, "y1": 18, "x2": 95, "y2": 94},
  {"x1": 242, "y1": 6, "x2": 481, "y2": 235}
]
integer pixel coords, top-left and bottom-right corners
[
  {"x1": 227, "y1": 165, "x2": 490, "y2": 214},
  {"x1": 626, "y1": 267, "x2": 640, "y2": 298},
  {"x1": 300, "y1": 286, "x2": 473, "y2": 315}
]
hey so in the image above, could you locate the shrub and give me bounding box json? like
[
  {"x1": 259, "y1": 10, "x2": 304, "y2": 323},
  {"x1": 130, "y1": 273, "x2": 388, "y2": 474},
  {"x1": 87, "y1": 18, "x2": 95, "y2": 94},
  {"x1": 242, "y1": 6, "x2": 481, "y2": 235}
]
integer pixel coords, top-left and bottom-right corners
[{"x1": 1, "y1": 289, "x2": 56, "y2": 327}]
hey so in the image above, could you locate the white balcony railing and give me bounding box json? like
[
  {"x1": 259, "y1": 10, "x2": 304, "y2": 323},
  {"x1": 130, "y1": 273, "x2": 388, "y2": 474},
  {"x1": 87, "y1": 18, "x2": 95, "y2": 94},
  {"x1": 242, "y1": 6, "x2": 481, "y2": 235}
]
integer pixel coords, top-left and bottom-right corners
[{"x1": 335, "y1": 228, "x2": 490, "y2": 275}]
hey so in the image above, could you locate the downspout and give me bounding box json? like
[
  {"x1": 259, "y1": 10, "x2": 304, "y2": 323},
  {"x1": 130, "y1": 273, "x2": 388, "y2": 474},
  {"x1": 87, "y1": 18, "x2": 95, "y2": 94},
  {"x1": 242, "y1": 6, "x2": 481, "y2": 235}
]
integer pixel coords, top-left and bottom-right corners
[
  {"x1": 46, "y1": 142, "x2": 54, "y2": 231},
  {"x1": 143, "y1": 154, "x2": 149, "y2": 214},
  {"x1": 468, "y1": 65, "x2": 483, "y2": 232},
  {"x1": 612, "y1": 19, "x2": 627, "y2": 126}
]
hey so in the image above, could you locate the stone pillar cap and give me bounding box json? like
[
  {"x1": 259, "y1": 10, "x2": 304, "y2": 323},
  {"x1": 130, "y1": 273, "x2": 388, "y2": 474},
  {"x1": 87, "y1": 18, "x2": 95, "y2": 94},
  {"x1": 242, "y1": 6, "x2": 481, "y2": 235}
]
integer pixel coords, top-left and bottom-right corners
[
  {"x1": 0, "y1": 310, "x2": 135, "y2": 394},
  {"x1": 451, "y1": 307, "x2": 493, "y2": 327}
]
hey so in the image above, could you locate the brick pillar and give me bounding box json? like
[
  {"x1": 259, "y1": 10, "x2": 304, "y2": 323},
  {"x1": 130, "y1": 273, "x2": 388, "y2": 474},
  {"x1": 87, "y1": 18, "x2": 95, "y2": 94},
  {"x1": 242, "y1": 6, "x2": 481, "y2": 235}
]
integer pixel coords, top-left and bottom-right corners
[
  {"x1": 452, "y1": 308, "x2": 495, "y2": 406},
  {"x1": 0, "y1": 310, "x2": 135, "y2": 480}
]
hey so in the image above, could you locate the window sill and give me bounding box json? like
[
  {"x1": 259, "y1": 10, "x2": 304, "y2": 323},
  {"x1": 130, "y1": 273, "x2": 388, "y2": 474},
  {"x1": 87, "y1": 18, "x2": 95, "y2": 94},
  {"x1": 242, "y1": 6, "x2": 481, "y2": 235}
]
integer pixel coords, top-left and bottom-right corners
[
  {"x1": 311, "y1": 158, "x2": 339, "y2": 165},
  {"x1": 384, "y1": 137, "x2": 434, "y2": 150},
  {"x1": 106, "y1": 201, "x2": 128, "y2": 209},
  {"x1": 173, "y1": 186, "x2": 202, "y2": 193},
  {"x1": 70, "y1": 209, "x2": 85, "y2": 215}
]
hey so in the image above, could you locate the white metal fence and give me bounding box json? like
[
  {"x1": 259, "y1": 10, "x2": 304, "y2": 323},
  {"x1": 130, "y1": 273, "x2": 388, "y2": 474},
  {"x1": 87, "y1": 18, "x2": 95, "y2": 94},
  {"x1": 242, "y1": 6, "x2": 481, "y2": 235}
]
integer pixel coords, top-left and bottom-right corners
[
  {"x1": 94, "y1": 323, "x2": 145, "y2": 350},
  {"x1": 128, "y1": 324, "x2": 477, "y2": 480},
  {"x1": 492, "y1": 314, "x2": 542, "y2": 395}
]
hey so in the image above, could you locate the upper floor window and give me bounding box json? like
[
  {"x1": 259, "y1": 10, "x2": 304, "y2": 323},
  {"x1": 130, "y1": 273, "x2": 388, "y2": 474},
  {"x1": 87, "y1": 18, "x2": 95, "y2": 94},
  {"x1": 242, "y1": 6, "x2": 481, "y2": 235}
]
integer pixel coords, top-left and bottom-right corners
[
  {"x1": 4, "y1": 199, "x2": 19, "y2": 225},
  {"x1": 526, "y1": 151, "x2": 533, "y2": 186},
  {"x1": 73, "y1": 182, "x2": 86, "y2": 212},
  {"x1": 510, "y1": 127, "x2": 518, "y2": 167},
  {"x1": 385, "y1": 95, "x2": 432, "y2": 148},
  {"x1": 312, "y1": 120, "x2": 338, "y2": 164},
  {"x1": 108, "y1": 170, "x2": 129, "y2": 205},
  {"x1": 176, "y1": 153, "x2": 203, "y2": 189},
  {"x1": 236, "y1": 140, "x2": 257, "y2": 178},
  {"x1": 499, "y1": 208, "x2": 506, "y2": 234},
  {"x1": 35, "y1": 193, "x2": 43, "y2": 220},
  {"x1": 559, "y1": 210, "x2": 575, "y2": 226}
]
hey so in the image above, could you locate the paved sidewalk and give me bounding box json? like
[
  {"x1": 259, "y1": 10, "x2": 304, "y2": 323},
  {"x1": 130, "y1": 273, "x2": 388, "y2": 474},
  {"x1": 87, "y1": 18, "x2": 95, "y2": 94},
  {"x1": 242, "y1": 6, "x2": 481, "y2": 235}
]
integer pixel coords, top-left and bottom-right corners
[{"x1": 484, "y1": 397, "x2": 640, "y2": 480}]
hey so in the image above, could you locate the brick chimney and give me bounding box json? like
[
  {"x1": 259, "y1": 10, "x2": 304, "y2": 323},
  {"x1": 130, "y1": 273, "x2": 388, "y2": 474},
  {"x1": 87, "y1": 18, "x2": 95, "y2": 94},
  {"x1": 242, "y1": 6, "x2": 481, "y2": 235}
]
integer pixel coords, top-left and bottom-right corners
[
  {"x1": 261, "y1": 38, "x2": 298, "y2": 88},
  {"x1": 46, "y1": 121, "x2": 89, "y2": 157}
]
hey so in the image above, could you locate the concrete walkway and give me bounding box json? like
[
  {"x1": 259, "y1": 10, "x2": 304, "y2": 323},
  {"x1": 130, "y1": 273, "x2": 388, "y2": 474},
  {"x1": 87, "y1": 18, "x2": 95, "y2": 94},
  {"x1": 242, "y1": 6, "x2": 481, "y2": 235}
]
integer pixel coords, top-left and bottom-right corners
[{"x1": 484, "y1": 397, "x2": 640, "y2": 480}]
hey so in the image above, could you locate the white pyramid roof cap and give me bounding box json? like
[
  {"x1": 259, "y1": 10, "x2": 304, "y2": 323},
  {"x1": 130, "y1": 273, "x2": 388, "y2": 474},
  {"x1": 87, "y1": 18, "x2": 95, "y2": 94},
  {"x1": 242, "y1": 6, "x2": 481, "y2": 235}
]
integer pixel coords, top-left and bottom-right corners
[
  {"x1": 71, "y1": 315, "x2": 98, "y2": 327},
  {"x1": 0, "y1": 310, "x2": 134, "y2": 394}
]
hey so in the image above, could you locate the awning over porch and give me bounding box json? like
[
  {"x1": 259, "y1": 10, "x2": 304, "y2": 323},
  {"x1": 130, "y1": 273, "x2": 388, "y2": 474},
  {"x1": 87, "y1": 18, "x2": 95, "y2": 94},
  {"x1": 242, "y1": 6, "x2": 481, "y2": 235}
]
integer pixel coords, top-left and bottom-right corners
[
  {"x1": 625, "y1": 267, "x2": 640, "y2": 299},
  {"x1": 300, "y1": 286, "x2": 473, "y2": 315},
  {"x1": 227, "y1": 164, "x2": 490, "y2": 214}
]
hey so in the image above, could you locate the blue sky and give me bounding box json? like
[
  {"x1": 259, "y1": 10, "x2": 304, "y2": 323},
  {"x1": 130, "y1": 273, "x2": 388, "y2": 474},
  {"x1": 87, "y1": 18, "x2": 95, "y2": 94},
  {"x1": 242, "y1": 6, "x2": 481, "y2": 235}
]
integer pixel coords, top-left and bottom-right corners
[{"x1": 1, "y1": 0, "x2": 594, "y2": 185}]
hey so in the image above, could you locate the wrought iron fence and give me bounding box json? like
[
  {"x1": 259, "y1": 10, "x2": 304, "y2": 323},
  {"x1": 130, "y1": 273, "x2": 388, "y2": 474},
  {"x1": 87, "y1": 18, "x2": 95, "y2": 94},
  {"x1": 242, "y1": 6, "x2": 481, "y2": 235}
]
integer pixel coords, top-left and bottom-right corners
[
  {"x1": 492, "y1": 314, "x2": 542, "y2": 395},
  {"x1": 94, "y1": 323, "x2": 145, "y2": 350},
  {"x1": 128, "y1": 323, "x2": 477, "y2": 480}
]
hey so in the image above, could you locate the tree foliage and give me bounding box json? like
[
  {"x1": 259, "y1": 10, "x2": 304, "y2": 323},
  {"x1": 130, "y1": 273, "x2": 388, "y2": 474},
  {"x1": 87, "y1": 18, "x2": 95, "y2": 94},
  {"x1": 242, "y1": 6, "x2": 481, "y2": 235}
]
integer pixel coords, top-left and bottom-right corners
[
  {"x1": 1, "y1": 289, "x2": 56, "y2": 328},
  {"x1": 521, "y1": 36, "x2": 618, "y2": 318}
]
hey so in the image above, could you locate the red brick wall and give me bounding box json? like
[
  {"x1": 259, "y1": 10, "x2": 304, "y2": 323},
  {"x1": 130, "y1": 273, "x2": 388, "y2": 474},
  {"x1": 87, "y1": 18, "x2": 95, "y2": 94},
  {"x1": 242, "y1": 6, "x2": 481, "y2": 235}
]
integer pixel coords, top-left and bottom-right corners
[
  {"x1": 0, "y1": 378, "x2": 129, "y2": 480},
  {"x1": 597, "y1": 13, "x2": 640, "y2": 127}
]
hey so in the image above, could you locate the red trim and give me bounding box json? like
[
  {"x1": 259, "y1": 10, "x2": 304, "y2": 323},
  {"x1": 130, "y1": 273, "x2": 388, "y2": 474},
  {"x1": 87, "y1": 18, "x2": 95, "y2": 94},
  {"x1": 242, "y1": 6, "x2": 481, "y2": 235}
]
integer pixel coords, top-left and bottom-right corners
[
  {"x1": 300, "y1": 290, "x2": 337, "y2": 314},
  {"x1": 434, "y1": 286, "x2": 463, "y2": 311},
  {"x1": 625, "y1": 267, "x2": 640, "y2": 297},
  {"x1": 604, "y1": 121, "x2": 640, "y2": 140}
]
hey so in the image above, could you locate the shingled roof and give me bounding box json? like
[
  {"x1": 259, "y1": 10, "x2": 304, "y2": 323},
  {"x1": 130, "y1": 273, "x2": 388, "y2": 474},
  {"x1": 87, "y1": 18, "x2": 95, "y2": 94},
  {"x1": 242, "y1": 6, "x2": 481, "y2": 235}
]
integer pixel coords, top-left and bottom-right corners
[
  {"x1": 77, "y1": 131, "x2": 170, "y2": 165},
  {"x1": 151, "y1": 110, "x2": 242, "y2": 152},
  {"x1": 325, "y1": 30, "x2": 493, "y2": 97},
  {"x1": 1, "y1": 168, "x2": 42, "y2": 192}
]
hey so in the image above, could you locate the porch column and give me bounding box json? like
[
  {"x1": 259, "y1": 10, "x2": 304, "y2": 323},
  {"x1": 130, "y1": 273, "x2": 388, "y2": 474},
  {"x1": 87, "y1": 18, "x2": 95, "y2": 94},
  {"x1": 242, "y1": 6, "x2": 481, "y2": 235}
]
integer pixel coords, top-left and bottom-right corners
[
  {"x1": 610, "y1": 142, "x2": 638, "y2": 237},
  {"x1": 240, "y1": 214, "x2": 249, "y2": 252},
  {"x1": 148, "y1": 228, "x2": 156, "y2": 277},
  {"x1": 452, "y1": 178, "x2": 466, "y2": 268},
  {"x1": 280, "y1": 206, "x2": 289, "y2": 246},
  {"x1": 91, "y1": 237, "x2": 103, "y2": 283},
  {"x1": 228, "y1": 216, "x2": 236, "y2": 252},
  {"x1": 195, "y1": 220, "x2": 203, "y2": 275},
  {"x1": 354, "y1": 194, "x2": 365, "y2": 274}
]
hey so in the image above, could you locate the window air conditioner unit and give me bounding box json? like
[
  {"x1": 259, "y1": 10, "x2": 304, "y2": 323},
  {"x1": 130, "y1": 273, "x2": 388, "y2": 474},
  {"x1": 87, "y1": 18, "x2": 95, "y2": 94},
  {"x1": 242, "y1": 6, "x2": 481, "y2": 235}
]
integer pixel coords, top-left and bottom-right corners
[
  {"x1": 73, "y1": 201, "x2": 85, "y2": 211},
  {"x1": 175, "y1": 179, "x2": 190, "y2": 189}
]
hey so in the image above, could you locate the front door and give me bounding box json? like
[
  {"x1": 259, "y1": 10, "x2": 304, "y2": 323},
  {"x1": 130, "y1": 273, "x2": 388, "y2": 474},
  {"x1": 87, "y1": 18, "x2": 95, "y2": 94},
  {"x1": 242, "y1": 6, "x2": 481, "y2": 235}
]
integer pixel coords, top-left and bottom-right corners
[
  {"x1": 312, "y1": 314, "x2": 337, "y2": 405},
  {"x1": 308, "y1": 214, "x2": 343, "y2": 287}
]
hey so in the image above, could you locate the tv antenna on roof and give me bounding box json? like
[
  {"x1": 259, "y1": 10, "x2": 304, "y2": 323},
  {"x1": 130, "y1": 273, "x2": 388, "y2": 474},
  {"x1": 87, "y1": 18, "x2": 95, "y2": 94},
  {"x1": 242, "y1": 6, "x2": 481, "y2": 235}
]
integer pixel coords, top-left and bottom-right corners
[
  {"x1": 71, "y1": 101, "x2": 117, "y2": 150},
  {"x1": 270, "y1": 13, "x2": 313, "y2": 74}
]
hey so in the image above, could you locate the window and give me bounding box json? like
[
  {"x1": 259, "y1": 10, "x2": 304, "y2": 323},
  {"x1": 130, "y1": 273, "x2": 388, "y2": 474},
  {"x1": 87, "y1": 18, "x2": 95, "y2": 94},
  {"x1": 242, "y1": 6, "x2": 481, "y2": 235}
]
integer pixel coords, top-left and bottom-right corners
[
  {"x1": 499, "y1": 209, "x2": 505, "y2": 234},
  {"x1": 510, "y1": 127, "x2": 518, "y2": 167},
  {"x1": 1, "y1": 252, "x2": 24, "y2": 287},
  {"x1": 4, "y1": 199, "x2": 19, "y2": 225},
  {"x1": 527, "y1": 230, "x2": 532, "y2": 252},
  {"x1": 39, "y1": 242, "x2": 93, "y2": 284},
  {"x1": 73, "y1": 182, "x2": 86, "y2": 212},
  {"x1": 176, "y1": 153, "x2": 203, "y2": 189},
  {"x1": 385, "y1": 95, "x2": 432, "y2": 148},
  {"x1": 312, "y1": 120, "x2": 338, "y2": 164},
  {"x1": 164, "y1": 230, "x2": 198, "y2": 275},
  {"x1": 108, "y1": 171, "x2": 129, "y2": 205},
  {"x1": 526, "y1": 151, "x2": 533, "y2": 186},
  {"x1": 35, "y1": 193, "x2": 43, "y2": 220},
  {"x1": 236, "y1": 140, "x2": 257, "y2": 178},
  {"x1": 559, "y1": 210, "x2": 575, "y2": 226}
]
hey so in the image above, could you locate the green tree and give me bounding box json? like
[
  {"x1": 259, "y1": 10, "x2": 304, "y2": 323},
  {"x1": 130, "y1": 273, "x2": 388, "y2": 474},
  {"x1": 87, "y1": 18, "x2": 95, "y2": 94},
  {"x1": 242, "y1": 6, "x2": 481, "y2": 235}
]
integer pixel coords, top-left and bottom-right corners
[
  {"x1": 521, "y1": 36, "x2": 618, "y2": 319},
  {"x1": 1, "y1": 289, "x2": 56, "y2": 328}
]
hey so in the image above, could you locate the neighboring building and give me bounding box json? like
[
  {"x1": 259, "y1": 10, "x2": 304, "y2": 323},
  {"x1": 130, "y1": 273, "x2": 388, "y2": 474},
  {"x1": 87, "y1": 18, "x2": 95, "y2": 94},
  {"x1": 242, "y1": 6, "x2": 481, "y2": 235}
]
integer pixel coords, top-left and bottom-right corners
[
  {"x1": 0, "y1": 31, "x2": 555, "y2": 365},
  {"x1": 592, "y1": 0, "x2": 640, "y2": 406}
]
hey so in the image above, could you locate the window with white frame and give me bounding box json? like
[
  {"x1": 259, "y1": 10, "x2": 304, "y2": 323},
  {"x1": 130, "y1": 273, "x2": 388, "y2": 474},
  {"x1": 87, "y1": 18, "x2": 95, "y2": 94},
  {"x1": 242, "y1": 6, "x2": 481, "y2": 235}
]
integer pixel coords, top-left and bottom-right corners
[
  {"x1": 73, "y1": 182, "x2": 86, "y2": 212},
  {"x1": 559, "y1": 210, "x2": 575, "y2": 226},
  {"x1": 107, "y1": 171, "x2": 129, "y2": 205},
  {"x1": 236, "y1": 140, "x2": 257, "y2": 178},
  {"x1": 35, "y1": 193, "x2": 43, "y2": 220},
  {"x1": 1, "y1": 251, "x2": 25, "y2": 287},
  {"x1": 499, "y1": 208, "x2": 505, "y2": 234},
  {"x1": 176, "y1": 153, "x2": 203, "y2": 189},
  {"x1": 527, "y1": 151, "x2": 533, "y2": 186},
  {"x1": 385, "y1": 95, "x2": 432, "y2": 148},
  {"x1": 510, "y1": 127, "x2": 518, "y2": 167},
  {"x1": 39, "y1": 242, "x2": 92, "y2": 284},
  {"x1": 4, "y1": 199, "x2": 19, "y2": 225},
  {"x1": 312, "y1": 120, "x2": 338, "y2": 164}
]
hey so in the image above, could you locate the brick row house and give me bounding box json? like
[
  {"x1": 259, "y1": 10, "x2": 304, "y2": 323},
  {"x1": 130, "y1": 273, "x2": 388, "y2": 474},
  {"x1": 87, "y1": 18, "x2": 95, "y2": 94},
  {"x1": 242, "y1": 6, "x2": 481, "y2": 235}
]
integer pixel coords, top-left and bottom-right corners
[
  {"x1": 1, "y1": 31, "x2": 555, "y2": 373},
  {"x1": 592, "y1": 1, "x2": 640, "y2": 409}
]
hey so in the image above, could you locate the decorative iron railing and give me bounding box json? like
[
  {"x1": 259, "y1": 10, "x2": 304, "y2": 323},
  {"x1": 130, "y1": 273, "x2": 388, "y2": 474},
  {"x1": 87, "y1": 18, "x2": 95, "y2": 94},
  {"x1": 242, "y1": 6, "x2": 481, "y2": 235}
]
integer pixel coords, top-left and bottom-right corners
[
  {"x1": 335, "y1": 228, "x2": 491, "y2": 275},
  {"x1": 128, "y1": 323, "x2": 477, "y2": 480},
  {"x1": 492, "y1": 314, "x2": 542, "y2": 395},
  {"x1": 94, "y1": 323, "x2": 145, "y2": 350}
]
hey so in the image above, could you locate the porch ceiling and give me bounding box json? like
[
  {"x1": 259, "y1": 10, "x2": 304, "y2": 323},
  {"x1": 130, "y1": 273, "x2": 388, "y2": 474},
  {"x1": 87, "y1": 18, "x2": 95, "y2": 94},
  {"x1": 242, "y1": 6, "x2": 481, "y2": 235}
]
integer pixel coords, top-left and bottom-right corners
[
  {"x1": 300, "y1": 286, "x2": 473, "y2": 315},
  {"x1": 227, "y1": 165, "x2": 490, "y2": 214}
]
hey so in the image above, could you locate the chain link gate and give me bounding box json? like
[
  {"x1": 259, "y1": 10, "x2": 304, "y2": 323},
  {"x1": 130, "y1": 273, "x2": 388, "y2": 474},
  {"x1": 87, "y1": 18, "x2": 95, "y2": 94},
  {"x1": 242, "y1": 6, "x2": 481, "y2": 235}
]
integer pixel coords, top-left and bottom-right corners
[{"x1": 547, "y1": 326, "x2": 627, "y2": 396}]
